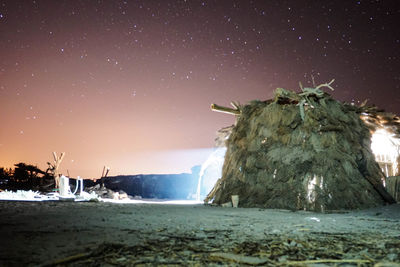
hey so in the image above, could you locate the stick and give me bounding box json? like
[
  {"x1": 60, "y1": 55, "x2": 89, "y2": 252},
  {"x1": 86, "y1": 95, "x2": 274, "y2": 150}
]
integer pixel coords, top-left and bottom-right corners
[
  {"x1": 51, "y1": 152, "x2": 65, "y2": 188},
  {"x1": 211, "y1": 103, "x2": 241, "y2": 115},
  {"x1": 44, "y1": 252, "x2": 91, "y2": 266},
  {"x1": 101, "y1": 166, "x2": 106, "y2": 178},
  {"x1": 285, "y1": 258, "x2": 370, "y2": 265},
  {"x1": 209, "y1": 252, "x2": 270, "y2": 265}
]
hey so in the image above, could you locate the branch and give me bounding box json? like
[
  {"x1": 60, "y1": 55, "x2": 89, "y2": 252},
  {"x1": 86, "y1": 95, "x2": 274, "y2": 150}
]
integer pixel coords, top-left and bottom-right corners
[
  {"x1": 315, "y1": 79, "x2": 335, "y2": 91},
  {"x1": 59, "y1": 152, "x2": 65, "y2": 162},
  {"x1": 211, "y1": 103, "x2": 241, "y2": 115}
]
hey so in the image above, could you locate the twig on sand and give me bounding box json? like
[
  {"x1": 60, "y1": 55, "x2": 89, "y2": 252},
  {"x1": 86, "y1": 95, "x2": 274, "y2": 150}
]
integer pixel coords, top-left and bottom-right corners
[
  {"x1": 209, "y1": 252, "x2": 270, "y2": 265},
  {"x1": 42, "y1": 252, "x2": 91, "y2": 266},
  {"x1": 285, "y1": 258, "x2": 371, "y2": 266}
]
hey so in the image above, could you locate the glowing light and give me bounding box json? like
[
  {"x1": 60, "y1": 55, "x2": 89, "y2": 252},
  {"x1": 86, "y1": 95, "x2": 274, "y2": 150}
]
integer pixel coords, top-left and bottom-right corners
[
  {"x1": 306, "y1": 174, "x2": 323, "y2": 203},
  {"x1": 102, "y1": 199, "x2": 202, "y2": 205},
  {"x1": 371, "y1": 129, "x2": 400, "y2": 177},
  {"x1": 371, "y1": 129, "x2": 399, "y2": 159},
  {"x1": 196, "y1": 147, "x2": 226, "y2": 201}
]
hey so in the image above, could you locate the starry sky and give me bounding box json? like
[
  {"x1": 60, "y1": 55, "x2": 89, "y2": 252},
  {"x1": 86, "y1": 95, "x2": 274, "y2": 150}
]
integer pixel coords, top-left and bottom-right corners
[{"x1": 0, "y1": 0, "x2": 399, "y2": 178}]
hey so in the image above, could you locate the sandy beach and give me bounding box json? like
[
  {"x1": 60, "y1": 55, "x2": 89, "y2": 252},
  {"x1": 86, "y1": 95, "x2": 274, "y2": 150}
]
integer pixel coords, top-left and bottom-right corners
[{"x1": 0, "y1": 200, "x2": 399, "y2": 266}]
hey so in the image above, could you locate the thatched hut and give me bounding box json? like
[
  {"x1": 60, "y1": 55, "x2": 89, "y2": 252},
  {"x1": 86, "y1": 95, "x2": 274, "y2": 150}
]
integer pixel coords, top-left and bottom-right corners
[{"x1": 207, "y1": 81, "x2": 396, "y2": 211}]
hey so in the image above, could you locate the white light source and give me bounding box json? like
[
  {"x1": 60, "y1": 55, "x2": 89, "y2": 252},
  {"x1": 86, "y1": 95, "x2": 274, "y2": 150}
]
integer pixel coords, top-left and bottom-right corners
[
  {"x1": 371, "y1": 129, "x2": 399, "y2": 158},
  {"x1": 371, "y1": 129, "x2": 400, "y2": 177},
  {"x1": 306, "y1": 175, "x2": 323, "y2": 203}
]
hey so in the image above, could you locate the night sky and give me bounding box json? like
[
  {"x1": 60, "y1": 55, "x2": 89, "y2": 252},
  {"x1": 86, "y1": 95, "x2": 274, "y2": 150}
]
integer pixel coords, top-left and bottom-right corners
[{"x1": 1, "y1": 0, "x2": 399, "y2": 178}]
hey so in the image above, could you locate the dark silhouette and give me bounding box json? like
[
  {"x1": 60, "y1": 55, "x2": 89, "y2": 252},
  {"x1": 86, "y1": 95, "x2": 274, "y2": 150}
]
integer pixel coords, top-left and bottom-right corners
[
  {"x1": 0, "y1": 163, "x2": 52, "y2": 191},
  {"x1": 0, "y1": 167, "x2": 12, "y2": 187},
  {"x1": 84, "y1": 166, "x2": 202, "y2": 200}
]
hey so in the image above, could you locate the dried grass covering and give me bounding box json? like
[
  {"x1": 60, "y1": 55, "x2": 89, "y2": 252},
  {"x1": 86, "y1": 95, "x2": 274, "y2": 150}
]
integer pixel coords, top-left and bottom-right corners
[
  {"x1": 211, "y1": 90, "x2": 388, "y2": 211},
  {"x1": 386, "y1": 176, "x2": 400, "y2": 202}
]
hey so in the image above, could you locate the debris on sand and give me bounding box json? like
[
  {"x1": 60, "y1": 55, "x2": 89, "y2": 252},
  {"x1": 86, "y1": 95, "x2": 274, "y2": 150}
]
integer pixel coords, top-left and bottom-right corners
[
  {"x1": 46, "y1": 232, "x2": 400, "y2": 266},
  {"x1": 0, "y1": 189, "x2": 99, "y2": 202},
  {"x1": 85, "y1": 184, "x2": 131, "y2": 200}
]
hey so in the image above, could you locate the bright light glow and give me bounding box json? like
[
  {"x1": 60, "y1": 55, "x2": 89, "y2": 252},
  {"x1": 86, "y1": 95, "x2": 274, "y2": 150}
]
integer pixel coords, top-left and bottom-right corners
[
  {"x1": 371, "y1": 129, "x2": 399, "y2": 159},
  {"x1": 196, "y1": 147, "x2": 226, "y2": 201},
  {"x1": 371, "y1": 129, "x2": 400, "y2": 176},
  {"x1": 119, "y1": 148, "x2": 216, "y2": 175},
  {"x1": 102, "y1": 199, "x2": 202, "y2": 205},
  {"x1": 306, "y1": 174, "x2": 323, "y2": 203}
]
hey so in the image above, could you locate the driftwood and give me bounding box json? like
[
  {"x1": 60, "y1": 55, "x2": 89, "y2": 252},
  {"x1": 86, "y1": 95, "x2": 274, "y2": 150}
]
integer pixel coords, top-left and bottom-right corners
[
  {"x1": 209, "y1": 252, "x2": 270, "y2": 265},
  {"x1": 47, "y1": 152, "x2": 65, "y2": 189},
  {"x1": 100, "y1": 166, "x2": 110, "y2": 188},
  {"x1": 211, "y1": 103, "x2": 241, "y2": 115},
  {"x1": 101, "y1": 166, "x2": 110, "y2": 178}
]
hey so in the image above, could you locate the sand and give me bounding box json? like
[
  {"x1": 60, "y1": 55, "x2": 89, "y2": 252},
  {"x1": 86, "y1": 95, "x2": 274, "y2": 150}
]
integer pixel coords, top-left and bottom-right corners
[{"x1": 0, "y1": 200, "x2": 399, "y2": 266}]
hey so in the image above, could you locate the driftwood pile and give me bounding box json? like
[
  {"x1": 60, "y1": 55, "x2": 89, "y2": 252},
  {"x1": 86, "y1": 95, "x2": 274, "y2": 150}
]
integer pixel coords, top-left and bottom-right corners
[{"x1": 208, "y1": 81, "x2": 395, "y2": 211}]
